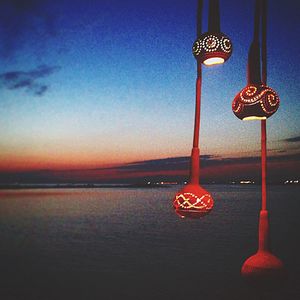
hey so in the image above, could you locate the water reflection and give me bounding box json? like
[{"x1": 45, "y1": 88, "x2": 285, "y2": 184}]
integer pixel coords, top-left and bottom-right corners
[{"x1": 0, "y1": 185, "x2": 299, "y2": 299}]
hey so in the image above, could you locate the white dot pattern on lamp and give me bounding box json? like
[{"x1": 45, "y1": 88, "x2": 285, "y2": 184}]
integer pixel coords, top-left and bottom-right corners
[
  {"x1": 192, "y1": 32, "x2": 232, "y2": 64},
  {"x1": 232, "y1": 84, "x2": 280, "y2": 119}
]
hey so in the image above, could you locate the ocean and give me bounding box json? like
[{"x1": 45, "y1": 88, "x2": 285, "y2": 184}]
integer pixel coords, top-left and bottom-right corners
[{"x1": 0, "y1": 185, "x2": 299, "y2": 300}]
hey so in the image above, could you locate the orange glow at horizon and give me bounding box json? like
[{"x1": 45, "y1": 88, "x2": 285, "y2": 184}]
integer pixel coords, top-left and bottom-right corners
[
  {"x1": 0, "y1": 149, "x2": 188, "y2": 172},
  {"x1": 0, "y1": 152, "x2": 132, "y2": 172},
  {"x1": 0, "y1": 135, "x2": 190, "y2": 172}
]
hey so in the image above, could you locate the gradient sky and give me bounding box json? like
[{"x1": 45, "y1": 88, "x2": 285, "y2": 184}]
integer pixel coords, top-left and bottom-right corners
[{"x1": 0, "y1": 0, "x2": 299, "y2": 183}]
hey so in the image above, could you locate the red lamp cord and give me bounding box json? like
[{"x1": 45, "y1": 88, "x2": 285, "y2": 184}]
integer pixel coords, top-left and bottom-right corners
[{"x1": 261, "y1": 0, "x2": 267, "y2": 211}]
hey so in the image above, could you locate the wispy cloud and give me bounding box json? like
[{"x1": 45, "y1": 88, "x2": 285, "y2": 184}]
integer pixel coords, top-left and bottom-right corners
[
  {"x1": 89, "y1": 155, "x2": 217, "y2": 174},
  {"x1": 99, "y1": 152, "x2": 300, "y2": 173},
  {"x1": 283, "y1": 136, "x2": 300, "y2": 143},
  {"x1": 0, "y1": 65, "x2": 61, "y2": 96}
]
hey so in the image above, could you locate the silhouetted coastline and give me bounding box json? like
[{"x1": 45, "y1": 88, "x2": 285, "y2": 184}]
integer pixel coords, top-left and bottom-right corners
[{"x1": 1, "y1": 181, "x2": 298, "y2": 190}]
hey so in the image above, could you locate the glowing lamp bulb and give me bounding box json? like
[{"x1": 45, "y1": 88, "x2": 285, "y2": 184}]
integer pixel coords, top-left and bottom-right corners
[
  {"x1": 203, "y1": 57, "x2": 224, "y2": 66},
  {"x1": 243, "y1": 116, "x2": 267, "y2": 121},
  {"x1": 232, "y1": 84, "x2": 280, "y2": 120},
  {"x1": 173, "y1": 183, "x2": 214, "y2": 218},
  {"x1": 192, "y1": 32, "x2": 232, "y2": 65}
]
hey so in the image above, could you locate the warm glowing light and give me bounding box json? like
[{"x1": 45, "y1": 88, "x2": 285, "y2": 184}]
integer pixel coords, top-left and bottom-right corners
[
  {"x1": 243, "y1": 116, "x2": 267, "y2": 121},
  {"x1": 173, "y1": 184, "x2": 214, "y2": 218},
  {"x1": 174, "y1": 192, "x2": 212, "y2": 210},
  {"x1": 203, "y1": 57, "x2": 224, "y2": 66},
  {"x1": 192, "y1": 32, "x2": 232, "y2": 65},
  {"x1": 232, "y1": 84, "x2": 280, "y2": 120}
]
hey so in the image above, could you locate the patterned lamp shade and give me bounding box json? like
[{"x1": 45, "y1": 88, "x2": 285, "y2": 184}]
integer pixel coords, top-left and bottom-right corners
[
  {"x1": 192, "y1": 32, "x2": 232, "y2": 66},
  {"x1": 232, "y1": 83, "x2": 280, "y2": 120},
  {"x1": 173, "y1": 183, "x2": 214, "y2": 218}
]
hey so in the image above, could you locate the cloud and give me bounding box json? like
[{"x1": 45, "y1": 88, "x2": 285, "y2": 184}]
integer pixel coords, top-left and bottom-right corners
[
  {"x1": 96, "y1": 155, "x2": 216, "y2": 173},
  {"x1": 283, "y1": 136, "x2": 300, "y2": 143},
  {"x1": 0, "y1": 0, "x2": 56, "y2": 58},
  {"x1": 100, "y1": 152, "x2": 300, "y2": 174},
  {"x1": 0, "y1": 65, "x2": 60, "y2": 96}
]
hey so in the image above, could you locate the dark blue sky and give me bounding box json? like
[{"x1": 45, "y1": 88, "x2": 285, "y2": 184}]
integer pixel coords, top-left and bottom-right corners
[{"x1": 0, "y1": 0, "x2": 299, "y2": 180}]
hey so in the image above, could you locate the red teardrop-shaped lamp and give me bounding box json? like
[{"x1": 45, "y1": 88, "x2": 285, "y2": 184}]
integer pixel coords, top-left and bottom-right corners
[{"x1": 173, "y1": 184, "x2": 214, "y2": 218}]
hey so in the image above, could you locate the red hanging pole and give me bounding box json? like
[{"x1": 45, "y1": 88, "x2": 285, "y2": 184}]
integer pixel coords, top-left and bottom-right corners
[
  {"x1": 193, "y1": 63, "x2": 202, "y2": 149},
  {"x1": 190, "y1": 1, "x2": 202, "y2": 185},
  {"x1": 190, "y1": 62, "x2": 201, "y2": 184},
  {"x1": 261, "y1": 0, "x2": 267, "y2": 212},
  {"x1": 259, "y1": 119, "x2": 269, "y2": 251},
  {"x1": 258, "y1": 0, "x2": 270, "y2": 251},
  {"x1": 261, "y1": 120, "x2": 267, "y2": 211},
  {"x1": 258, "y1": 0, "x2": 269, "y2": 252}
]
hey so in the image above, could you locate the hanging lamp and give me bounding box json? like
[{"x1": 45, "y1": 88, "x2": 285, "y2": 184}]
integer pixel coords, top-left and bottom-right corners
[
  {"x1": 233, "y1": 0, "x2": 285, "y2": 280},
  {"x1": 192, "y1": 0, "x2": 232, "y2": 66},
  {"x1": 173, "y1": 0, "x2": 232, "y2": 218},
  {"x1": 232, "y1": 0, "x2": 279, "y2": 120}
]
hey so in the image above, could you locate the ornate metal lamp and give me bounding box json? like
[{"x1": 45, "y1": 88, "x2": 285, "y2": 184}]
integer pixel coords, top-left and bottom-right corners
[
  {"x1": 173, "y1": 0, "x2": 232, "y2": 218},
  {"x1": 192, "y1": 0, "x2": 232, "y2": 66},
  {"x1": 232, "y1": 0, "x2": 285, "y2": 280}
]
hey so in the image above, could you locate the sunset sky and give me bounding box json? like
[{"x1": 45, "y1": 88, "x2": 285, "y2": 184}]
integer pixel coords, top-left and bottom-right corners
[{"x1": 0, "y1": 0, "x2": 299, "y2": 184}]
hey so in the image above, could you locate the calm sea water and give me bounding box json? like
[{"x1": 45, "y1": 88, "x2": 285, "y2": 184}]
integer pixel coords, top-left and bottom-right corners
[{"x1": 0, "y1": 185, "x2": 299, "y2": 300}]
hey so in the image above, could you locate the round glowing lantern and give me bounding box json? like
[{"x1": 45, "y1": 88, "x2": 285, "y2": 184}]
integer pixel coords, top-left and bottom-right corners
[
  {"x1": 192, "y1": 0, "x2": 232, "y2": 66},
  {"x1": 232, "y1": 84, "x2": 280, "y2": 120},
  {"x1": 173, "y1": 183, "x2": 214, "y2": 218},
  {"x1": 192, "y1": 32, "x2": 232, "y2": 66},
  {"x1": 232, "y1": 22, "x2": 279, "y2": 120}
]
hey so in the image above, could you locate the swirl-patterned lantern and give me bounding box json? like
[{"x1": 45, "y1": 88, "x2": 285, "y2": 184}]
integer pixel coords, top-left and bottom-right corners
[
  {"x1": 232, "y1": 84, "x2": 280, "y2": 120},
  {"x1": 192, "y1": 32, "x2": 232, "y2": 66},
  {"x1": 173, "y1": 184, "x2": 214, "y2": 218},
  {"x1": 192, "y1": 0, "x2": 232, "y2": 66}
]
